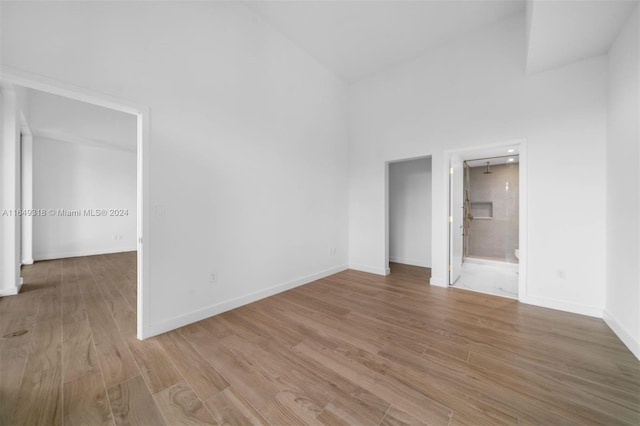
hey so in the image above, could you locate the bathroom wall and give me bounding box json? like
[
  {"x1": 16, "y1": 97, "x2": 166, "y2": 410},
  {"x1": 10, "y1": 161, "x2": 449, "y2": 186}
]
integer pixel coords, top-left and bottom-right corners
[{"x1": 467, "y1": 163, "x2": 519, "y2": 262}]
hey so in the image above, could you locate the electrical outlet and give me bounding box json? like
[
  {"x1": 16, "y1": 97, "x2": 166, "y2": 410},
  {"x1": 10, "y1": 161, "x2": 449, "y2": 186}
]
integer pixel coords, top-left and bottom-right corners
[
  {"x1": 209, "y1": 273, "x2": 217, "y2": 283},
  {"x1": 557, "y1": 269, "x2": 566, "y2": 279}
]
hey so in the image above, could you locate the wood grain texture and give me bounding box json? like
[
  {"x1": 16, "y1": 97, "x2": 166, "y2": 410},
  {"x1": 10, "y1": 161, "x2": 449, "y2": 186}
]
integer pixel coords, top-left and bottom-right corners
[
  {"x1": 380, "y1": 405, "x2": 429, "y2": 426},
  {"x1": 204, "y1": 386, "x2": 268, "y2": 425},
  {"x1": 261, "y1": 391, "x2": 325, "y2": 426},
  {"x1": 62, "y1": 317, "x2": 100, "y2": 383},
  {"x1": 11, "y1": 263, "x2": 64, "y2": 426},
  {"x1": 0, "y1": 269, "x2": 42, "y2": 425},
  {"x1": 156, "y1": 331, "x2": 230, "y2": 401},
  {"x1": 153, "y1": 382, "x2": 218, "y2": 426},
  {"x1": 2, "y1": 255, "x2": 639, "y2": 425},
  {"x1": 63, "y1": 372, "x2": 113, "y2": 426},
  {"x1": 108, "y1": 375, "x2": 165, "y2": 426},
  {"x1": 11, "y1": 364, "x2": 63, "y2": 426},
  {"x1": 125, "y1": 338, "x2": 183, "y2": 394}
]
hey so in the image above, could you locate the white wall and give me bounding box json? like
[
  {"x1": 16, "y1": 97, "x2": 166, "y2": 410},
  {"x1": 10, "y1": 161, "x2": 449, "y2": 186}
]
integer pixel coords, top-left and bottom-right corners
[
  {"x1": 605, "y1": 5, "x2": 639, "y2": 358},
  {"x1": 349, "y1": 14, "x2": 608, "y2": 316},
  {"x1": 32, "y1": 137, "x2": 137, "y2": 260},
  {"x1": 0, "y1": 2, "x2": 349, "y2": 336},
  {"x1": 0, "y1": 86, "x2": 28, "y2": 296},
  {"x1": 388, "y1": 157, "x2": 432, "y2": 267},
  {"x1": 0, "y1": 91, "x2": 3, "y2": 294}
]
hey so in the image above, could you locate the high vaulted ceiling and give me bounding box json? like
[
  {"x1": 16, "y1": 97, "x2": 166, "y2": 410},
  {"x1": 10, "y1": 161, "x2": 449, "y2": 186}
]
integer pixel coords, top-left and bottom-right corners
[
  {"x1": 246, "y1": 0, "x2": 639, "y2": 83},
  {"x1": 245, "y1": 0, "x2": 526, "y2": 83}
]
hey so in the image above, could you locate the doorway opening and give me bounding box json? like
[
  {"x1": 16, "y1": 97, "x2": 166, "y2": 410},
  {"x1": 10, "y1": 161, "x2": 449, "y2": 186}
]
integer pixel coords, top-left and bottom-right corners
[
  {"x1": 2, "y1": 70, "x2": 149, "y2": 339},
  {"x1": 448, "y1": 142, "x2": 526, "y2": 299},
  {"x1": 386, "y1": 156, "x2": 432, "y2": 283}
]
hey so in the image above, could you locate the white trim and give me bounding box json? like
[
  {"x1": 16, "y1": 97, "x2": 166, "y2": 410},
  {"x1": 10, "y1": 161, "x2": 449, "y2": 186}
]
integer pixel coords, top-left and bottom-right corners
[
  {"x1": 0, "y1": 277, "x2": 23, "y2": 297},
  {"x1": 0, "y1": 66, "x2": 144, "y2": 115},
  {"x1": 21, "y1": 130, "x2": 34, "y2": 266},
  {"x1": 34, "y1": 247, "x2": 137, "y2": 261},
  {"x1": 518, "y1": 139, "x2": 528, "y2": 302},
  {"x1": 385, "y1": 162, "x2": 390, "y2": 276},
  {"x1": 1, "y1": 67, "x2": 150, "y2": 341},
  {"x1": 349, "y1": 263, "x2": 390, "y2": 276},
  {"x1": 429, "y1": 274, "x2": 447, "y2": 287},
  {"x1": 33, "y1": 129, "x2": 136, "y2": 153},
  {"x1": 520, "y1": 294, "x2": 603, "y2": 318},
  {"x1": 144, "y1": 264, "x2": 349, "y2": 338},
  {"x1": 385, "y1": 155, "x2": 433, "y2": 281},
  {"x1": 1, "y1": 87, "x2": 21, "y2": 297},
  {"x1": 389, "y1": 257, "x2": 430, "y2": 268},
  {"x1": 137, "y1": 109, "x2": 150, "y2": 340},
  {"x1": 603, "y1": 310, "x2": 640, "y2": 360}
]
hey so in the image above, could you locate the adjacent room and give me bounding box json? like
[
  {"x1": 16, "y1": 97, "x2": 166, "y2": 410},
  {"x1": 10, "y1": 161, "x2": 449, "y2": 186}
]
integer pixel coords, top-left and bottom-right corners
[{"x1": 1, "y1": 0, "x2": 638, "y2": 425}]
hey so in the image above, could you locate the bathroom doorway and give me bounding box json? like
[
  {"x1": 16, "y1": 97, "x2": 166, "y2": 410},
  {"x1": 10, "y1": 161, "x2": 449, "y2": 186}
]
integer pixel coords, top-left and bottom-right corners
[{"x1": 448, "y1": 143, "x2": 525, "y2": 299}]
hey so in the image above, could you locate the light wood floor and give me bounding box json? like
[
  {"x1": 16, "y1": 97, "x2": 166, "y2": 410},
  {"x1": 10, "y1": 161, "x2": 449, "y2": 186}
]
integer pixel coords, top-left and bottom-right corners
[{"x1": 1, "y1": 253, "x2": 639, "y2": 425}]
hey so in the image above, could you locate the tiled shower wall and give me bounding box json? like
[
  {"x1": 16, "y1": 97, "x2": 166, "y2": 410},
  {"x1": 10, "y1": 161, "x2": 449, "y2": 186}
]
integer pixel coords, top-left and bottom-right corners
[{"x1": 467, "y1": 163, "x2": 519, "y2": 262}]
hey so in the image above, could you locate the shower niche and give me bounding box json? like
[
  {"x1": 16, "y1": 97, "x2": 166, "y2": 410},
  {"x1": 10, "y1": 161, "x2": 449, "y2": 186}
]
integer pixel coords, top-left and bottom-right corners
[{"x1": 470, "y1": 201, "x2": 493, "y2": 219}]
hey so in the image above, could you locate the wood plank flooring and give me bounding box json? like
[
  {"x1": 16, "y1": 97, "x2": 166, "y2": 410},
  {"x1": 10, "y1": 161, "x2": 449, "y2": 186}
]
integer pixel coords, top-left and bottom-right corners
[{"x1": 1, "y1": 252, "x2": 639, "y2": 425}]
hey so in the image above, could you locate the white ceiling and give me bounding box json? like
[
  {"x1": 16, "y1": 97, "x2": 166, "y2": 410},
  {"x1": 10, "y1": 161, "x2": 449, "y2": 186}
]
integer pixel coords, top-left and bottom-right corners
[
  {"x1": 245, "y1": 0, "x2": 526, "y2": 83},
  {"x1": 456, "y1": 144, "x2": 520, "y2": 163},
  {"x1": 527, "y1": 0, "x2": 639, "y2": 74},
  {"x1": 28, "y1": 89, "x2": 137, "y2": 152},
  {"x1": 466, "y1": 155, "x2": 520, "y2": 167}
]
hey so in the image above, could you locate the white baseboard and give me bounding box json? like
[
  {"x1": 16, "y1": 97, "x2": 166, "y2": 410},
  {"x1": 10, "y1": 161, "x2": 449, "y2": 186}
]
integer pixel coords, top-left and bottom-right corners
[
  {"x1": 0, "y1": 277, "x2": 23, "y2": 297},
  {"x1": 141, "y1": 264, "x2": 349, "y2": 339},
  {"x1": 429, "y1": 274, "x2": 447, "y2": 287},
  {"x1": 603, "y1": 310, "x2": 640, "y2": 360},
  {"x1": 389, "y1": 257, "x2": 430, "y2": 268},
  {"x1": 34, "y1": 246, "x2": 137, "y2": 261},
  {"x1": 348, "y1": 263, "x2": 390, "y2": 276},
  {"x1": 22, "y1": 259, "x2": 34, "y2": 265},
  {"x1": 519, "y1": 294, "x2": 603, "y2": 318}
]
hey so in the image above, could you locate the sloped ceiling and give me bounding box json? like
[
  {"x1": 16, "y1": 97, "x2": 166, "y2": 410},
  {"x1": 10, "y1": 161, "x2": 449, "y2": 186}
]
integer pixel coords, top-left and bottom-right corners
[
  {"x1": 526, "y1": 0, "x2": 639, "y2": 74},
  {"x1": 245, "y1": 0, "x2": 526, "y2": 83}
]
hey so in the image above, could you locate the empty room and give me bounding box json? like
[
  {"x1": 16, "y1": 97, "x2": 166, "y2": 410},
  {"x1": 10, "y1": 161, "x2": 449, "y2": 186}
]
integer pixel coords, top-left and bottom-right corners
[{"x1": 1, "y1": 0, "x2": 639, "y2": 425}]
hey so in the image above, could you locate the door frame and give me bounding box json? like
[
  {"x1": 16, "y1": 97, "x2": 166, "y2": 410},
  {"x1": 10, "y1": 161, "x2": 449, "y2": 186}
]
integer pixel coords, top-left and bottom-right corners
[
  {"x1": 448, "y1": 154, "x2": 464, "y2": 284},
  {"x1": 1, "y1": 66, "x2": 151, "y2": 340},
  {"x1": 444, "y1": 139, "x2": 528, "y2": 301},
  {"x1": 385, "y1": 155, "x2": 433, "y2": 275}
]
